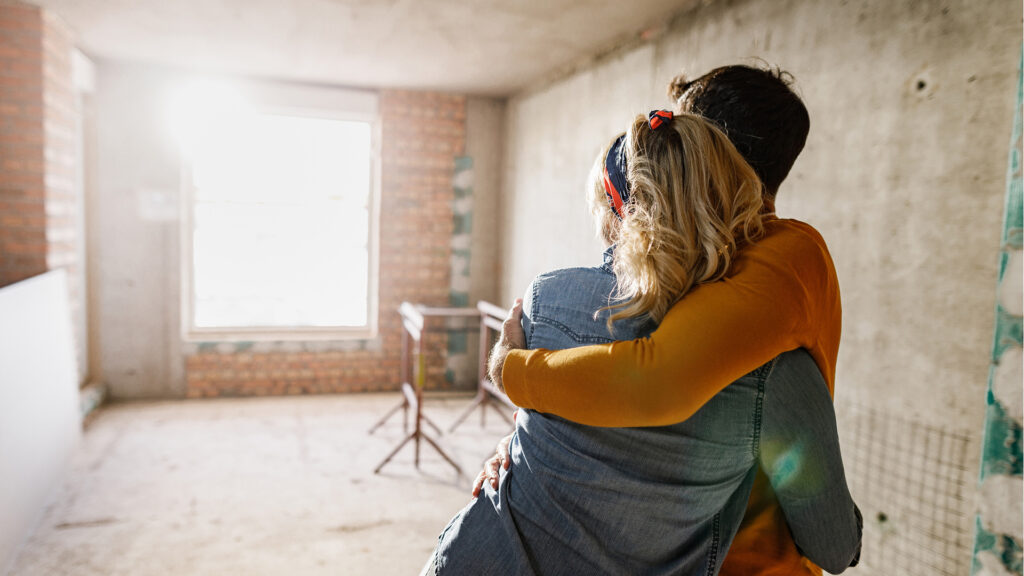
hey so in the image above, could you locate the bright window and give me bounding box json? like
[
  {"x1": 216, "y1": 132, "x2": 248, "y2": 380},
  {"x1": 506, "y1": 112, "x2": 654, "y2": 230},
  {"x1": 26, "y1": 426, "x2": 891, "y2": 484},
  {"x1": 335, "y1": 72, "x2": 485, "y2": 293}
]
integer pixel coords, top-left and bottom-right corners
[{"x1": 177, "y1": 83, "x2": 378, "y2": 340}]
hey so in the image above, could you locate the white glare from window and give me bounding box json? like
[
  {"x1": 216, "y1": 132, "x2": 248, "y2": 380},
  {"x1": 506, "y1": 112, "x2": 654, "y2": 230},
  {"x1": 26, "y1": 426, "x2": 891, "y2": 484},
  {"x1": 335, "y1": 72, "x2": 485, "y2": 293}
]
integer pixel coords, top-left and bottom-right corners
[{"x1": 188, "y1": 113, "x2": 371, "y2": 330}]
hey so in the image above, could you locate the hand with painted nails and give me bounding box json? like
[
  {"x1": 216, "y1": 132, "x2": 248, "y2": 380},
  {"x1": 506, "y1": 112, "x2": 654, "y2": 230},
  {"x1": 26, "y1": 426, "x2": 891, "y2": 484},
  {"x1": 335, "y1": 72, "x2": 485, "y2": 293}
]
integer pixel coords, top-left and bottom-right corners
[
  {"x1": 487, "y1": 298, "x2": 525, "y2": 393},
  {"x1": 471, "y1": 432, "x2": 514, "y2": 497}
]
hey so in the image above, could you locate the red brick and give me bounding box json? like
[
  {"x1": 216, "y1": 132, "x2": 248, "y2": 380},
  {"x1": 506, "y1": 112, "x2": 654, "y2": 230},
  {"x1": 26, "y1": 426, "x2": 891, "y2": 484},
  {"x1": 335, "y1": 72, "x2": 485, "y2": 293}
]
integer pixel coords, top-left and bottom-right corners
[{"x1": 0, "y1": 15, "x2": 41, "y2": 34}]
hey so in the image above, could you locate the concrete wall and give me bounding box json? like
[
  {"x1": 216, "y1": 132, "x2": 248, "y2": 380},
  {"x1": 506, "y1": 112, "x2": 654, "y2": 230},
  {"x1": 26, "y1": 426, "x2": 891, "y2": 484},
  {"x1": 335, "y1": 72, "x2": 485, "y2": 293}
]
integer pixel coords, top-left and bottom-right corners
[
  {"x1": 498, "y1": 0, "x2": 1021, "y2": 572},
  {"x1": 0, "y1": 270, "x2": 81, "y2": 572},
  {"x1": 91, "y1": 61, "x2": 185, "y2": 398}
]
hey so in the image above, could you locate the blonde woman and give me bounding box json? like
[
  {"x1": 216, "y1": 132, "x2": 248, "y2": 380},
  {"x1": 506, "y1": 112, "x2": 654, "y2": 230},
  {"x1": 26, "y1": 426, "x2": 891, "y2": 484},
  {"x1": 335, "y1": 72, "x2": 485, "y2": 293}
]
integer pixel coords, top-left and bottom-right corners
[{"x1": 424, "y1": 111, "x2": 860, "y2": 575}]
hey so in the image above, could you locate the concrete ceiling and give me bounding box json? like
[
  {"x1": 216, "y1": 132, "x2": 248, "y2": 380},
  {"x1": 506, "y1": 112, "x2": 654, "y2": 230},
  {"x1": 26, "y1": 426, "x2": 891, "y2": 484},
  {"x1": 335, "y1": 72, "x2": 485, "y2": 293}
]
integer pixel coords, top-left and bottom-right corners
[{"x1": 33, "y1": 0, "x2": 700, "y2": 96}]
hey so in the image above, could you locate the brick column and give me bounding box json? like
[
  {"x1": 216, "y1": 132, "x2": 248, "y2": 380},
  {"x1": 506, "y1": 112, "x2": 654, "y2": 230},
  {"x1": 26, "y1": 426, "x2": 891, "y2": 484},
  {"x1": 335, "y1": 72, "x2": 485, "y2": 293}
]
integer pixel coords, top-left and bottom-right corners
[
  {"x1": 0, "y1": 1, "x2": 82, "y2": 379},
  {"x1": 0, "y1": 1, "x2": 48, "y2": 286}
]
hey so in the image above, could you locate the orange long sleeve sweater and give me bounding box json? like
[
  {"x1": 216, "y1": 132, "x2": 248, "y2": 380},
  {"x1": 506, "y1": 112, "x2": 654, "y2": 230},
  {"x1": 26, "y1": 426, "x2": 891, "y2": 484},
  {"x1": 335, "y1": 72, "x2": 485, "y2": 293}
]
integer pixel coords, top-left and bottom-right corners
[{"x1": 502, "y1": 218, "x2": 842, "y2": 576}]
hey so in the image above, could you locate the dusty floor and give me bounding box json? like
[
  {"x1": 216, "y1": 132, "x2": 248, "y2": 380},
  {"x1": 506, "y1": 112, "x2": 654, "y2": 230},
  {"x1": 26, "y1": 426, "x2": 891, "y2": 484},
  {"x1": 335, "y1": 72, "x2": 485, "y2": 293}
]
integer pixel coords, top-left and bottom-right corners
[{"x1": 8, "y1": 393, "x2": 514, "y2": 576}]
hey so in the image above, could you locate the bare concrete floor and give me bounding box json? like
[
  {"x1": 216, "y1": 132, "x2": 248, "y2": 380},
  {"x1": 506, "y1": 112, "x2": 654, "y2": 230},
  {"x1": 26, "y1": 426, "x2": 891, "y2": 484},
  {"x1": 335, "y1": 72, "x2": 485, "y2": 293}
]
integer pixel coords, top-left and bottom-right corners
[{"x1": 8, "y1": 393, "x2": 514, "y2": 576}]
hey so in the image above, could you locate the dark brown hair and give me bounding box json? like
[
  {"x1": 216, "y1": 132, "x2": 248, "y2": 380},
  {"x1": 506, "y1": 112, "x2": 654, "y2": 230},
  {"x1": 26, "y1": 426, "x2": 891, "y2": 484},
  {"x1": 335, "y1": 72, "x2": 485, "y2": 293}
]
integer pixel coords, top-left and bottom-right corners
[{"x1": 668, "y1": 64, "x2": 810, "y2": 198}]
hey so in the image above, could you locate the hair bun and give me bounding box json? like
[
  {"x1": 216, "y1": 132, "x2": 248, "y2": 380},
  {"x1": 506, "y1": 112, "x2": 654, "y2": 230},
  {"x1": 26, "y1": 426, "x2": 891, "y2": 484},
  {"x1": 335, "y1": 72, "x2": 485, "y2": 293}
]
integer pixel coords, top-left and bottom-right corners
[{"x1": 667, "y1": 73, "x2": 691, "y2": 103}]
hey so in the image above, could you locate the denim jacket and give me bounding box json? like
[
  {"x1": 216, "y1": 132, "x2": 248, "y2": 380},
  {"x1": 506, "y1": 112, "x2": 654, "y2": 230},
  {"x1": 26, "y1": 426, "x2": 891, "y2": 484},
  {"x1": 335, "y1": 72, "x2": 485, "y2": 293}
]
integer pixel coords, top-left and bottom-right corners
[{"x1": 434, "y1": 247, "x2": 860, "y2": 575}]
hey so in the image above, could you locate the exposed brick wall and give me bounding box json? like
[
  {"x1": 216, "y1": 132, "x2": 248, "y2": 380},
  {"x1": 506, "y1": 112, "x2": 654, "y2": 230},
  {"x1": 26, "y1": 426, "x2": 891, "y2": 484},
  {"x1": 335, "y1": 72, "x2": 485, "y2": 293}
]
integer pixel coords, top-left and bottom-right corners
[
  {"x1": 0, "y1": 1, "x2": 48, "y2": 286},
  {"x1": 42, "y1": 12, "x2": 75, "y2": 273},
  {"x1": 185, "y1": 91, "x2": 467, "y2": 397},
  {"x1": 0, "y1": 2, "x2": 83, "y2": 379},
  {"x1": 41, "y1": 11, "x2": 84, "y2": 381}
]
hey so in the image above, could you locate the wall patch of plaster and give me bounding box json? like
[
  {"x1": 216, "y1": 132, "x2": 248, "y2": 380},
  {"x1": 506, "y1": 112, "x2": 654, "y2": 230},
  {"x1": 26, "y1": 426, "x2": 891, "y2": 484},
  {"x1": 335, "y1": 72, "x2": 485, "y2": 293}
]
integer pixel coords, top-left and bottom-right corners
[
  {"x1": 446, "y1": 156, "x2": 474, "y2": 386},
  {"x1": 972, "y1": 47, "x2": 1024, "y2": 576}
]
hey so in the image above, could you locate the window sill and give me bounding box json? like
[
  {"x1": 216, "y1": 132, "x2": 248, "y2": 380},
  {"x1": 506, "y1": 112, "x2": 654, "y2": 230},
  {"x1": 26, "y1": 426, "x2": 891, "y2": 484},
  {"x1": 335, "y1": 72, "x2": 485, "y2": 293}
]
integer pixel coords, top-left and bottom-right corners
[{"x1": 184, "y1": 325, "x2": 377, "y2": 343}]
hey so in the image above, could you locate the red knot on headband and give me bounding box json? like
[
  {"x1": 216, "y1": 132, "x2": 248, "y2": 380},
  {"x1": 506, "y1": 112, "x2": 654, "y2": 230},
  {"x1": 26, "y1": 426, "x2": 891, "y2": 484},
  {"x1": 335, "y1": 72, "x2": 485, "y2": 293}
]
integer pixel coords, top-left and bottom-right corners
[{"x1": 648, "y1": 109, "x2": 674, "y2": 130}]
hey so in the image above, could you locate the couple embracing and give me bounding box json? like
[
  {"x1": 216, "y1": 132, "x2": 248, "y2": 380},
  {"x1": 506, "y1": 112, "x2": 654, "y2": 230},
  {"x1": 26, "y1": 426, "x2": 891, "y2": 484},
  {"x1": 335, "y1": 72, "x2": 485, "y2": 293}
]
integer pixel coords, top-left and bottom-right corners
[{"x1": 427, "y1": 64, "x2": 862, "y2": 576}]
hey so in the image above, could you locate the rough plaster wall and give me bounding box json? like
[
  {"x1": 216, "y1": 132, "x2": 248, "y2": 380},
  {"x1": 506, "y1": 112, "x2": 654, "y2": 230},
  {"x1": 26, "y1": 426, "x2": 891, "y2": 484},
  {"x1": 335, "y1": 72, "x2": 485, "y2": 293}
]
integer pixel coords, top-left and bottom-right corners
[
  {"x1": 500, "y1": 0, "x2": 1020, "y2": 571},
  {"x1": 466, "y1": 97, "x2": 504, "y2": 308},
  {"x1": 92, "y1": 60, "x2": 185, "y2": 398}
]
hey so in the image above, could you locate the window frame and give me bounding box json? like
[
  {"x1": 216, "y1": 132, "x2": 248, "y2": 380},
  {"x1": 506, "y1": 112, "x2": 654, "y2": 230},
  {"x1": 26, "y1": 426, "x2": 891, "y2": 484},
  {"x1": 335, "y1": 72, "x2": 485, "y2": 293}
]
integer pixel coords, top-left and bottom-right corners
[{"x1": 179, "y1": 81, "x2": 381, "y2": 342}]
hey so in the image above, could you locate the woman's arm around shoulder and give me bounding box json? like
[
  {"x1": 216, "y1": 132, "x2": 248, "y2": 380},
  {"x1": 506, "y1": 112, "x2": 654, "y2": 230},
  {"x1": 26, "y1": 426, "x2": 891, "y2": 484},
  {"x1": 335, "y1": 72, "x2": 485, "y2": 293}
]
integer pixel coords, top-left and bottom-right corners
[{"x1": 501, "y1": 219, "x2": 840, "y2": 427}]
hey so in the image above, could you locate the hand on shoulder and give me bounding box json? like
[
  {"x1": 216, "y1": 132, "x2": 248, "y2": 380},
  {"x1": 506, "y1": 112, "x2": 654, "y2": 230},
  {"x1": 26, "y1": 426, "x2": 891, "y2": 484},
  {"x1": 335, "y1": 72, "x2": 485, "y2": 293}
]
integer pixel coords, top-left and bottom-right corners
[{"x1": 487, "y1": 299, "x2": 525, "y2": 392}]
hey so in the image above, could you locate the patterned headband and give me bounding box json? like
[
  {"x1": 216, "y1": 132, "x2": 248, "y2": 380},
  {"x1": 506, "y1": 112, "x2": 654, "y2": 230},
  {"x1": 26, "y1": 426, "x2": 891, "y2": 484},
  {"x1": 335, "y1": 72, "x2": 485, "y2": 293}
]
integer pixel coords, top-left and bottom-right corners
[{"x1": 602, "y1": 110, "x2": 675, "y2": 219}]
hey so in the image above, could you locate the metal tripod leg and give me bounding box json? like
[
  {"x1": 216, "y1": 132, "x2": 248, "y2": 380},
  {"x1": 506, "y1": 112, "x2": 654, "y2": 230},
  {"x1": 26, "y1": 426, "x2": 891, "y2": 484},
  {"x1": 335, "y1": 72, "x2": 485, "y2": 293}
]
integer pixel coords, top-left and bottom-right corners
[
  {"x1": 368, "y1": 398, "x2": 408, "y2": 435},
  {"x1": 373, "y1": 430, "x2": 417, "y2": 474},
  {"x1": 449, "y1": 389, "x2": 514, "y2": 432},
  {"x1": 447, "y1": 389, "x2": 487, "y2": 432},
  {"x1": 420, "y1": 411, "x2": 444, "y2": 436},
  {"x1": 420, "y1": 431, "x2": 463, "y2": 475}
]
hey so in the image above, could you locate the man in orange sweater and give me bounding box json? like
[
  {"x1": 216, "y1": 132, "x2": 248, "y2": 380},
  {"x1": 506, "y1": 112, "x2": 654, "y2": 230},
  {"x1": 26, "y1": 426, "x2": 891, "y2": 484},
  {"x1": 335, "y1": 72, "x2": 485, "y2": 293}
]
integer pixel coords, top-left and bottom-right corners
[{"x1": 484, "y1": 65, "x2": 861, "y2": 575}]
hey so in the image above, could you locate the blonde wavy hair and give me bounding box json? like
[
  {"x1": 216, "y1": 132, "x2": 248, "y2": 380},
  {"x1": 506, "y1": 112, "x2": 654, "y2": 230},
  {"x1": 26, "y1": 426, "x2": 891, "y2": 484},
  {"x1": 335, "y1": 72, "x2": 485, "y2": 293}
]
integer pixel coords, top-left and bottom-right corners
[{"x1": 590, "y1": 112, "x2": 766, "y2": 328}]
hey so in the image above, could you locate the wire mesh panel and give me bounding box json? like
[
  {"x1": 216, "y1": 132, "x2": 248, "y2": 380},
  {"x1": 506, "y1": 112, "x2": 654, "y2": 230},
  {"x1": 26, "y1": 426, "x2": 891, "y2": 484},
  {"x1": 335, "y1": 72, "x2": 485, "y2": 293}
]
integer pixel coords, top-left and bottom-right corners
[{"x1": 840, "y1": 404, "x2": 975, "y2": 576}]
